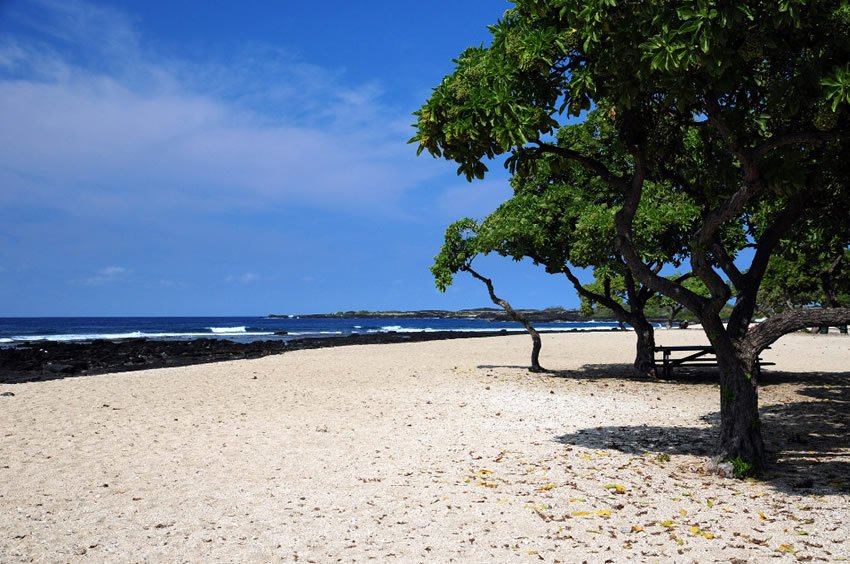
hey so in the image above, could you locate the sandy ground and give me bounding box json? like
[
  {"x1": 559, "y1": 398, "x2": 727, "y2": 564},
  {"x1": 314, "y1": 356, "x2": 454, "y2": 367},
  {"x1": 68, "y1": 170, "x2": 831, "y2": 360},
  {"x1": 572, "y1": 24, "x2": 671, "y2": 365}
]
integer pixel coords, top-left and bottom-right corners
[{"x1": 1, "y1": 329, "x2": 848, "y2": 563}]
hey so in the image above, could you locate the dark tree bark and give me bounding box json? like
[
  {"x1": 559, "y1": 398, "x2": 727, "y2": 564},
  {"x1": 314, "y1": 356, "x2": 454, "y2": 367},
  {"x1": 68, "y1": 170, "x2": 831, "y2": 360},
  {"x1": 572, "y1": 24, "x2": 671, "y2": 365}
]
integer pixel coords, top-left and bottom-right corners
[
  {"x1": 631, "y1": 316, "x2": 657, "y2": 377},
  {"x1": 561, "y1": 267, "x2": 657, "y2": 377},
  {"x1": 465, "y1": 266, "x2": 546, "y2": 372}
]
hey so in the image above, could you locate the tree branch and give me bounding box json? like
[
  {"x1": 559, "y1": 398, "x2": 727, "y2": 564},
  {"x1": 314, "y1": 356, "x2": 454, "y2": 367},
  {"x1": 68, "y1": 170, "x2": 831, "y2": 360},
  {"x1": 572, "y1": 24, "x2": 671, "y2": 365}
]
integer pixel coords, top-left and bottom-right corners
[
  {"x1": 753, "y1": 130, "x2": 834, "y2": 160},
  {"x1": 532, "y1": 141, "x2": 628, "y2": 190},
  {"x1": 743, "y1": 308, "x2": 850, "y2": 354},
  {"x1": 615, "y1": 149, "x2": 707, "y2": 315},
  {"x1": 562, "y1": 266, "x2": 633, "y2": 324}
]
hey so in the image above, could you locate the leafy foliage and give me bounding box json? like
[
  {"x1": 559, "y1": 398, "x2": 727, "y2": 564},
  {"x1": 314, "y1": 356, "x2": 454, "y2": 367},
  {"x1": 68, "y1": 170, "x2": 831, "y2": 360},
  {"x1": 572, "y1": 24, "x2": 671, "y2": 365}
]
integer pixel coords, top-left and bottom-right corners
[{"x1": 416, "y1": 0, "x2": 850, "y2": 469}]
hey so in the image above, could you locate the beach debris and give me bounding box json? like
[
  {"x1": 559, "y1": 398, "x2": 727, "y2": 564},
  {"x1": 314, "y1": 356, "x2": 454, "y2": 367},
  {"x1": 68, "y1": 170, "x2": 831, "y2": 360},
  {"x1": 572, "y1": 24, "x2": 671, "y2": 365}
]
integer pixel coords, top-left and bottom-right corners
[
  {"x1": 603, "y1": 483, "x2": 626, "y2": 494},
  {"x1": 0, "y1": 391, "x2": 14, "y2": 397}
]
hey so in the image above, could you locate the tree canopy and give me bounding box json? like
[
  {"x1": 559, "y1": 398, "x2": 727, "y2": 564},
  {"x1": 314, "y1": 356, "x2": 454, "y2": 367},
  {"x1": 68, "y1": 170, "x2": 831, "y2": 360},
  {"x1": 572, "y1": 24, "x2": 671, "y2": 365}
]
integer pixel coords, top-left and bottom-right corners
[{"x1": 414, "y1": 0, "x2": 850, "y2": 472}]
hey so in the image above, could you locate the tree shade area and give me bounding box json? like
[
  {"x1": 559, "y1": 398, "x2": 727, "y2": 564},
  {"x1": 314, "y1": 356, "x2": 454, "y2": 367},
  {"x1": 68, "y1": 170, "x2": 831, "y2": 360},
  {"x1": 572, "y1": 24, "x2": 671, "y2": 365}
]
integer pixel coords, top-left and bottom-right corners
[{"x1": 414, "y1": 0, "x2": 850, "y2": 473}]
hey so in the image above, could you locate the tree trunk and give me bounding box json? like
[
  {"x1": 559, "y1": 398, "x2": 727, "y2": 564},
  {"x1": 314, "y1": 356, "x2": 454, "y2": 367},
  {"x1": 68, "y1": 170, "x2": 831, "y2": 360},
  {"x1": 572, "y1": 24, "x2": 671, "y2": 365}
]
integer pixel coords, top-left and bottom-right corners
[
  {"x1": 466, "y1": 267, "x2": 546, "y2": 372},
  {"x1": 704, "y1": 318, "x2": 766, "y2": 472},
  {"x1": 561, "y1": 268, "x2": 656, "y2": 377},
  {"x1": 632, "y1": 317, "x2": 657, "y2": 378},
  {"x1": 716, "y1": 354, "x2": 766, "y2": 473}
]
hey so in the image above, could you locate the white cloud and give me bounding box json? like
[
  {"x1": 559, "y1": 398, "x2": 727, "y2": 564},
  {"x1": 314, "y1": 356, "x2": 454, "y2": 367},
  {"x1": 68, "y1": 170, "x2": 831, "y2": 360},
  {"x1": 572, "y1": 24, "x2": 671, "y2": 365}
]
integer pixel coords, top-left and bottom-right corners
[
  {"x1": 157, "y1": 279, "x2": 188, "y2": 289},
  {"x1": 225, "y1": 272, "x2": 260, "y2": 284},
  {"x1": 0, "y1": 1, "x2": 437, "y2": 220},
  {"x1": 81, "y1": 265, "x2": 131, "y2": 285}
]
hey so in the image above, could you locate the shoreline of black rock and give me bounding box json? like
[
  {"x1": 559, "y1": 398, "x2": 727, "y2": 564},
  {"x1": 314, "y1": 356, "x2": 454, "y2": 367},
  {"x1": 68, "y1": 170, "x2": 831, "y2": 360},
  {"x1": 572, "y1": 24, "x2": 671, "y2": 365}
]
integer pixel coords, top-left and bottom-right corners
[{"x1": 0, "y1": 331, "x2": 531, "y2": 384}]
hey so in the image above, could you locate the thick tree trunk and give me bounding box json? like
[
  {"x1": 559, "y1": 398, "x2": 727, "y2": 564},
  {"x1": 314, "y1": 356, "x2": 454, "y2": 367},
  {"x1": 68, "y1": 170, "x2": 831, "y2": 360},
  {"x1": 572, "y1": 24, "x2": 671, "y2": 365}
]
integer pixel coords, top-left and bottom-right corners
[
  {"x1": 703, "y1": 318, "x2": 766, "y2": 472},
  {"x1": 632, "y1": 317, "x2": 657, "y2": 378},
  {"x1": 716, "y1": 354, "x2": 765, "y2": 473},
  {"x1": 466, "y1": 267, "x2": 546, "y2": 372}
]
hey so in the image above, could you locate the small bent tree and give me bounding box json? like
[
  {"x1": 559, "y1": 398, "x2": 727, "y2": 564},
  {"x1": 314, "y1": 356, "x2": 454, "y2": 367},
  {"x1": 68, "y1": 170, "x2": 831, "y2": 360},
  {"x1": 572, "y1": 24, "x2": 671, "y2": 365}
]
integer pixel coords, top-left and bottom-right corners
[
  {"x1": 471, "y1": 110, "x2": 701, "y2": 377},
  {"x1": 432, "y1": 219, "x2": 546, "y2": 372},
  {"x1": 413, "y1": 1, "x2": 850, "y2": 473}
]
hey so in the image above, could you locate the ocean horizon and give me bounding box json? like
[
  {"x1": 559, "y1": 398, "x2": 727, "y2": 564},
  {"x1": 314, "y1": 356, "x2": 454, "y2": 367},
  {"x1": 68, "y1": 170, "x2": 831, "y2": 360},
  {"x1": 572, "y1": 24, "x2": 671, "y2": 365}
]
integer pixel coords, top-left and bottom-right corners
[{"x1": 0, "y1": 316, "x2": 633, "y2": 345}]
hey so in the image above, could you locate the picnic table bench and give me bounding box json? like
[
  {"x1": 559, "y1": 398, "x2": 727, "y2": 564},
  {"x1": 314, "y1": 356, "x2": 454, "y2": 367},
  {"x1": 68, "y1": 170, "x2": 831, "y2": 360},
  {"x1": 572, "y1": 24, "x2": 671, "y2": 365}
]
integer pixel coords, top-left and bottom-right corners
[{"x1": 653, "y1": 345, "x2": 775, "y2": 379}]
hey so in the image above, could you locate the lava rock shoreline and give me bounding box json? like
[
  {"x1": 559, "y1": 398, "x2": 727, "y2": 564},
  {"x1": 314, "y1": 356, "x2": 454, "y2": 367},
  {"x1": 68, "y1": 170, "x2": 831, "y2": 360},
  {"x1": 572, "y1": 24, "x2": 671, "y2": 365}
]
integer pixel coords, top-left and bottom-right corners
[{"x1": 0, "y1": 331, "x2": 517, "y2": 384}]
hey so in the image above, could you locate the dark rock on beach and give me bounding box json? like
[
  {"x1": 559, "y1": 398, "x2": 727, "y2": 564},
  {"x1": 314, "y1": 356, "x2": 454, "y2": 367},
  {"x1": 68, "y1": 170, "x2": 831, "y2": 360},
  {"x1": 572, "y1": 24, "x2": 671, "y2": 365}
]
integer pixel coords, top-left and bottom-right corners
[{"x1": 0, "y1": 331, "x2": 511, "y2": 384}]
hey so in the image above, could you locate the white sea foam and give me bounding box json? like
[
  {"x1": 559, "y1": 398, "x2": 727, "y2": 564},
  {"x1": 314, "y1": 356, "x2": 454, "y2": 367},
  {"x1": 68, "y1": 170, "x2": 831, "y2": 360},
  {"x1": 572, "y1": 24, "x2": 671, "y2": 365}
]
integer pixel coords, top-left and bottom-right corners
[
  {"x1": 209, "y1": 326, "x2": 247, "y2": 334},
  {"x1": 5, "y1": 330, "x2": 276, "y2": 342},
  {"x1": 286, "y1": 331, "x2": 344, "y2": 336}
]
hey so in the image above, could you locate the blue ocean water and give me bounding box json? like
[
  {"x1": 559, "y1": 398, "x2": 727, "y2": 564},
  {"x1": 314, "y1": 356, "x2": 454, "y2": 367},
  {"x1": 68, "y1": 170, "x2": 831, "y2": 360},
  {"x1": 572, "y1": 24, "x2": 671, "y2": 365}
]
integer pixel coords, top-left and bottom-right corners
[{"x1": 0, "y1": 316, "x2": 625, "y2": 345}]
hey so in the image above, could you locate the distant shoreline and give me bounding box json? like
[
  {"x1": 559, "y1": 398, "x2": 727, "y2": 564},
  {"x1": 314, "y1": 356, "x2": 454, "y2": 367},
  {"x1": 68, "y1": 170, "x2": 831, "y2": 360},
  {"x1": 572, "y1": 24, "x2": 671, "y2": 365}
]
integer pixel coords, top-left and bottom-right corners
[
  {"x1": 270, "y1": 308, "x2": 598, "y2": 323},
  {"x1": 3, "y1": 328, "x2": 628, "y2": 384}
]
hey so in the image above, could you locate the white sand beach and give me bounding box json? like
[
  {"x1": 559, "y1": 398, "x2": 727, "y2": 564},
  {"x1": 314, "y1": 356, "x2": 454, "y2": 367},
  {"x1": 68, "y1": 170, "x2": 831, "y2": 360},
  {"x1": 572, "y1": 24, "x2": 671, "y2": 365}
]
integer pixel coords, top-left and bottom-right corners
[{"x1": 1, "y1": 330, "x2": 848, "y2": 562}]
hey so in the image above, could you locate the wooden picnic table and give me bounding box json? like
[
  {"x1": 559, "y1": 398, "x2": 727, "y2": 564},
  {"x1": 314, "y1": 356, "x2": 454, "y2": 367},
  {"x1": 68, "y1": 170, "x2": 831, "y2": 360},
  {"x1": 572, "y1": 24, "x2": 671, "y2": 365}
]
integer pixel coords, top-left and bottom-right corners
[{"x1": 653, "y1": 345, "x2": 774, "y2": 379}]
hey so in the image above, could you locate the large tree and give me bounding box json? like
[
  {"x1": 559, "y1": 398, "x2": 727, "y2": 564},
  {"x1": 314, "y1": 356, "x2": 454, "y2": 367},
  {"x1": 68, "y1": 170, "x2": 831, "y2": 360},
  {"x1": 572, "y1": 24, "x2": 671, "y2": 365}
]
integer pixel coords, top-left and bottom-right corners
[{"x1": 413, "y1": 0, "x2": 850, "y2": 471}]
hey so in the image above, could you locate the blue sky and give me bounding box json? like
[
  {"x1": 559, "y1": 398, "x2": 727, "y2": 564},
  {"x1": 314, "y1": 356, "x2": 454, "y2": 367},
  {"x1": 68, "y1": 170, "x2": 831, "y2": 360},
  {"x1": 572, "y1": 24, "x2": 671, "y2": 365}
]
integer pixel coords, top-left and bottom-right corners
[{"x1": 0, "y1": 0, "x2": 579, "y2": 316}]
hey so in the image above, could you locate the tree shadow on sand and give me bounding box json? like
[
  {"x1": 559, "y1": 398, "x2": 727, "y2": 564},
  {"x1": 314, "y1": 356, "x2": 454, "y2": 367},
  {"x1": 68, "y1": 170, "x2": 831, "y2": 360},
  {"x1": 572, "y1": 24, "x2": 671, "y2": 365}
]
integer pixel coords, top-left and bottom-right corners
[{"x1": 552, "y1": 368, "x2": 850, "y2": 496}]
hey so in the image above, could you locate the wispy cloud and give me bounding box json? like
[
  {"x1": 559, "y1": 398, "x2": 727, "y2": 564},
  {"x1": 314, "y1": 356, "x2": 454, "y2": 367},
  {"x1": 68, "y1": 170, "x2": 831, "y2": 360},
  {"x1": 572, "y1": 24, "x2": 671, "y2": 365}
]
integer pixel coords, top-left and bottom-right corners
[
  {"x1": 0, "y1": 0, "x2": 436, "y2": 221},
  {"x1": 225, "y1": 272, "x2": 260, "y2": 284},
  {"x1": 81, "y1": 265, "x2": 131, "y2": 285}
]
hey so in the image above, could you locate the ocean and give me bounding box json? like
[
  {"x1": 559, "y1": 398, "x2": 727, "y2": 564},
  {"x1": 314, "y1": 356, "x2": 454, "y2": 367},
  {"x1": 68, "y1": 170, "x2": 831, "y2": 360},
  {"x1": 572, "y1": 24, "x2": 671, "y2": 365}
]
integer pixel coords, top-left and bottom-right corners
[{"x1": 0, "y1": 316, "x2": 626, "y2": 345}]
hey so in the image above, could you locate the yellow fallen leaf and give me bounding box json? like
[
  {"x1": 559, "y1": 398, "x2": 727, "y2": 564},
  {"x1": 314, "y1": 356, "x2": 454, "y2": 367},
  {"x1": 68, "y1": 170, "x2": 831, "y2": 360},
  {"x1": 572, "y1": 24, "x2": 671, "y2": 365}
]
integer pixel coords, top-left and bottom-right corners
[
  {"x1": 679, "y1": 509, "x2": 688, "y2": 517},
  {"x1": 631, "y1": 525, "x2": 644, "y2": 533},
  {"x1": 579, "y1": 455, "x2": 593, "y2": 460},
  {"x1": 706, "y1": 499, "x2": 714, "y2": 508},
  {"x1": 526, "y1": 550, "x2": 539, "y2": 555},
  {"x1": 569, "y1": 510, "x2": 611, "y2": 517},
  {"x1": 759, "y1": 511, "x2": 768, "y2": 520},
  {"x1": 477, "y1": 469, "x2": 493, "y2": 475},
  {"x1": 702, "y1": 532, "x2": 715, "y2": 540},
  {"x1": 778, "y1": 544, "x2": 796, "y2": 554},
  {"x1": 568, "y1": 497, "x2": 586, "y2": 503},
  {"x1": 497, "y1": 498, "x2": 508, "y2": 503},
  {"x1": 537, "y1": 484, "x2": 557, "y2": 492},
  {"x1": 689, "y1": 526, "x2": 702, "y2": 535},
  {"x1": 476, "y1": 482, "x2": 497, "y2": 488},
  {"x1": 604, "y1": 484, "x2": 626, "y2": 494},
  {"x1": 659, "y1": 520, "x2": 676, "y2": 529},
  {"x1": 526, "y1": 503, "x2": 549, "y2": 511}
]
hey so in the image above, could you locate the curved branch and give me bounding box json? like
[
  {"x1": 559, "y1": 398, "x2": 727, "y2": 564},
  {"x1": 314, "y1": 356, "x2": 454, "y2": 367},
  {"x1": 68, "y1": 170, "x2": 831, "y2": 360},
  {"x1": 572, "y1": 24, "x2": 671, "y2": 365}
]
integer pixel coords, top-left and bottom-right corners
[
  {"x1": 614, "y1": 149, "x2": 707, "y2": 315},
  {"x1": 743, "y1": 308, "x2": 850, "y2": 354},
  {"x1": 753, "y1": 130, "x2": 834, "y2": 160},
  {"x1": 532, "y1": 141, "x2": 628, "y2": 190},
  {"x1": 562, "y1": 266, "x2": 632, "y2": 324},
  {"x1": 710, "y1": 238, "x2": 746, "y2": 291}
]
